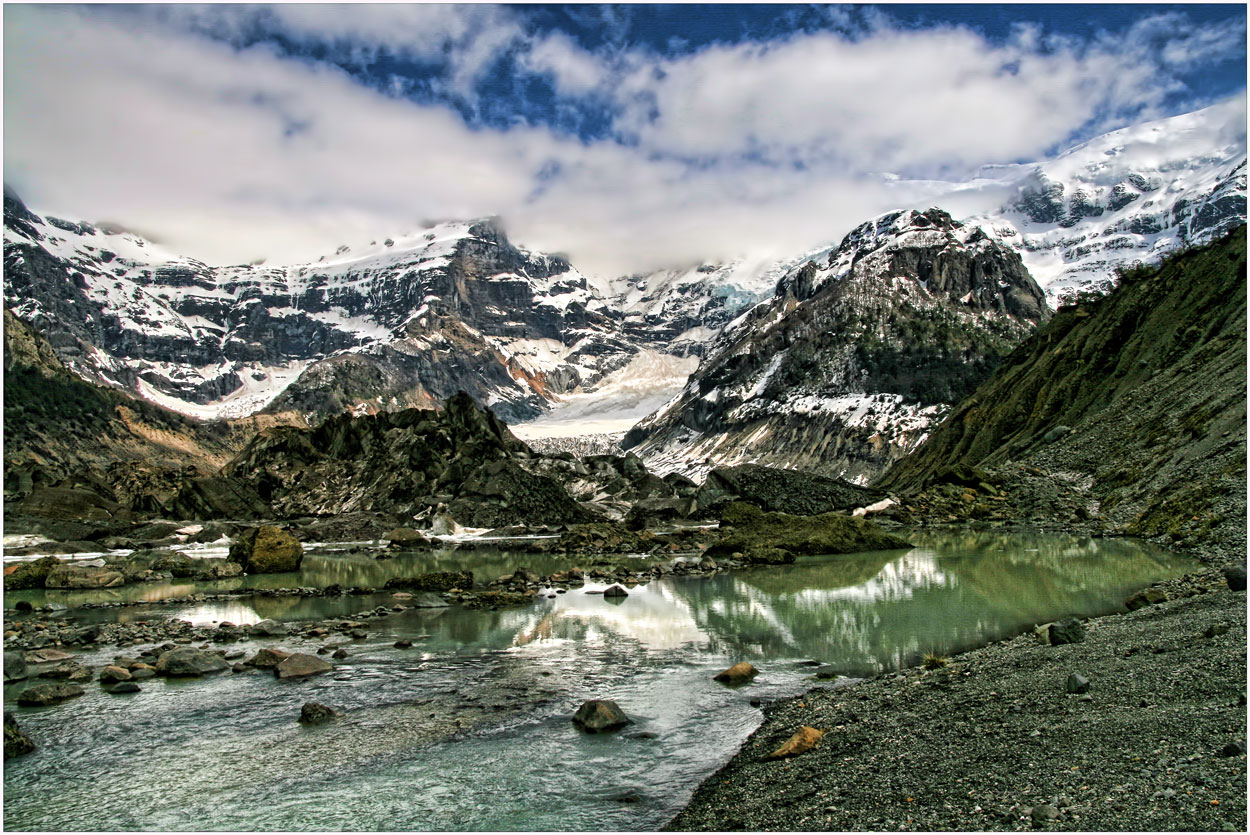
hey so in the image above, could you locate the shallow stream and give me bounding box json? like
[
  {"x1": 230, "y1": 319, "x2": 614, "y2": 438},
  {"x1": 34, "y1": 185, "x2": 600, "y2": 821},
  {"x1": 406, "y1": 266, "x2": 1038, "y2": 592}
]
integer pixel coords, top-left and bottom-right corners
[{"x1": 3, "y1": 531, "x2": 1191, "y2": 831}]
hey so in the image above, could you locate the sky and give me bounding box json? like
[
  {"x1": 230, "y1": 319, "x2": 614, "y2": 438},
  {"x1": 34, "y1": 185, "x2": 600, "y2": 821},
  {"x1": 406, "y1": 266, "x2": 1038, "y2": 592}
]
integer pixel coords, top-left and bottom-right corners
[{"x1": 4, "y1": 3, "x2": 1247, "y2": 277}]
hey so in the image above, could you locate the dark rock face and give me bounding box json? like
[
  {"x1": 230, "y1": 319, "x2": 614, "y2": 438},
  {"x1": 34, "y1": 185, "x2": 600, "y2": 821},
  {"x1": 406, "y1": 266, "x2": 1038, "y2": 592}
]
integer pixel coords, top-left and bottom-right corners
[
  {"x1": 572, "y1": 699, "x2": 631, "y2": 733},
  {"x1": 4, "y1": 713, "x2": 36, "y2": 759},
  {"x1": 229, "y1": 526, "x2": 304, "y2": 574},
  {"x1": 626, "y1": 209, "x2": 1049, "y2": 483},
  {"x1": 154, "y1": 648, "x2": 230, "y2": 677},
  {"x1": 694, "y1": 465, "x2": 881, "y2": 516},
  {"x1": 222, "y1": 392, "x2": 597, "y2": 526}
]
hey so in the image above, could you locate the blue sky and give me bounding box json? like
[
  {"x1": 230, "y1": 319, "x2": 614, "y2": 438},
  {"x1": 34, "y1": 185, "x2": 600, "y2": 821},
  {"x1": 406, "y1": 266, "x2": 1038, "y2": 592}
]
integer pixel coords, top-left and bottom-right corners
[{"x1": 4, "y1": 4, "x2": 1246, "y2": 274}]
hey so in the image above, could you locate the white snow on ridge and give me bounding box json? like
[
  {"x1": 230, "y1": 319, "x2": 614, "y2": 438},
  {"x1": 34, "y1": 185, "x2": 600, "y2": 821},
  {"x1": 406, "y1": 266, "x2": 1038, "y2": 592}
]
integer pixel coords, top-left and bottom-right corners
[{"x1": 134, "y1": 361, "x2": 309, "y2": 420}]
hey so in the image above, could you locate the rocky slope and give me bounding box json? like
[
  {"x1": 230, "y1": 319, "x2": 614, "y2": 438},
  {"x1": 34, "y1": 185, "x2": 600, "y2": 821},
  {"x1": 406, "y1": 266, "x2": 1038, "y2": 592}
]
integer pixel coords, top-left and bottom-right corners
[
  {"x1": 879, "y1": 226, "x2": 1247, "y2": 556},
  {"x1": 3, "y1": 308, "x2": 269, "y2": 509},
  {"x1": 625, "y1": 209, "x2": 1050, "y2": 483},
  {"x1": 3, "y1": 192, "x2": 638, "y2": 425}
]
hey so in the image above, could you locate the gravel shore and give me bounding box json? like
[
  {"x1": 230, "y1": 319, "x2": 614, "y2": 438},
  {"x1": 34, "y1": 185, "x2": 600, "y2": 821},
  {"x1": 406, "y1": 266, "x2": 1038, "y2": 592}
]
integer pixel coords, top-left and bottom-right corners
[{"x1": 668, "y1": 565, "x2": 1247, "y2": 831}]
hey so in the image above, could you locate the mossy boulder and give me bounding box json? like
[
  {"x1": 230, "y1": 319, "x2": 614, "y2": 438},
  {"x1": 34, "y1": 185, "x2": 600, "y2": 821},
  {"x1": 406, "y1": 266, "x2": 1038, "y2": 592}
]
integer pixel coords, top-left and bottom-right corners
[
  {"x1": 707, "y1": 502, "x2": 911, "y2": 558},
  {"x1": 4, "y1": 556, "x2": 62, "y2": 590},
  {"x1": 229, "y1": 526, "x2": 304, "y2": 574}
]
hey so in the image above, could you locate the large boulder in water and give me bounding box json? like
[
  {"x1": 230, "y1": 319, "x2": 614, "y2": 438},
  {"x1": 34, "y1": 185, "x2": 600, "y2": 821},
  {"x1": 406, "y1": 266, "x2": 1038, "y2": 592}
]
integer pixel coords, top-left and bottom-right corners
[
  {"x1": 44, "y1": 564, "x2": 125, "y2": 589},
  {"x1": 714, "y1": 662, "x2": 760, "y2": 685},
  {"x1": 154, "y1": 648, "x2": 230, "y2": 677},
  {"x1": 572, "y1": 699, "x2": 631, "y2": 733},
  {"x1": 275, "y1": 654, "x2": 333, "y2": 679},
  {"x1": 4, "y1": 713, "x2": 36, "y2": 759},
  {"x1": 299, "y1": 702, "x2": 342, "y2": 725},
  {"x1": 4, "y1": 651, "x2": 29, "y2": 683},
  {"x1": 229, "y1": 526, "x2": 304, "y2": 574},
  {"x1": 17, "y1": 681, "x2": 85, "y2": 706},
  {"x1": 4, "y1": 556, "x2": 62, "y2": 590}
]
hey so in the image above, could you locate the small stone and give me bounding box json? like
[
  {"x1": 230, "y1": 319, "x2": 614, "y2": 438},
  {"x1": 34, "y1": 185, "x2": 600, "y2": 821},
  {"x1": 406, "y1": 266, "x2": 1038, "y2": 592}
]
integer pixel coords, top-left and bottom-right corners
[
  {"x1": 1066, "y1": 673, "x2": 1091, "y2": 694},
  {"x1": 394, "y1": 639, "x2": 414, "y2": 649},
  {"x1": 1203, "y1": 623, "x2": 1230, "y2": 638},
  {"x1": 298, "y1": 702, "x2": 342, "y2": 725},
  {"x1": 572, "y1": 699, "x2": 631, "y2": 733},
  {"x1": 714, "y1": 662, "x2": 759, "y2": 685},
  {"x1": 1219, "y1": 740, "x2": 1246, "y2": 757},
  {"x1": 109, "y1": 681, "x2": 141, "y2": 694},
  {"x1": 762, "y1": 726, "x2": 824, "y2": 761},
  {"x1": 1048, "y1": 619, "x2": 1085, "y2": 645},
  {"x1": 1030, "y1": 803, "x2": 1060, "y2": 823},
  {"x1": 332, "y1": 649, "x2": 349, "y2": 660}
]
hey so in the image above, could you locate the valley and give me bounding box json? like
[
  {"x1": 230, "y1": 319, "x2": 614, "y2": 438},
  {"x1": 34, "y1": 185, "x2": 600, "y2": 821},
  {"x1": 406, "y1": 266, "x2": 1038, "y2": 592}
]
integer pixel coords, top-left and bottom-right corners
[{"x1": 3, "y1": 101, "x2": 1246, "y2": 832}]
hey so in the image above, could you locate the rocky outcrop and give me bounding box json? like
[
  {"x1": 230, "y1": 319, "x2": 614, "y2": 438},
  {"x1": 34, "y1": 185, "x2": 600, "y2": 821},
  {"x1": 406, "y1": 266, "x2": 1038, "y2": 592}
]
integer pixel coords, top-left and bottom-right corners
[
  {"x1": 706, "y1": 502, "x2": 911, "y2": 560},
  {"x1": 879, "y1": 227, "x2": 1247, "y2": 554},
  {"x1": 694, "y1": 465, "x2": 881, "y2": 516},
  {"x1": 627, "y1": 209, "x2": 1049, "y2": 484},
  {"x1": 222, "y1": 392, "x2": 597, "y2": 526}
]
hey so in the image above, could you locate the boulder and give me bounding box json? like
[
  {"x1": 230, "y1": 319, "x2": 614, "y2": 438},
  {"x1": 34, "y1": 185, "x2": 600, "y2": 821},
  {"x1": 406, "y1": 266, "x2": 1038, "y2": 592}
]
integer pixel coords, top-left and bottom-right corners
[
  {"x1": 1126, "y1": 586, "x2": 1167, "y2": 610},
  {"x1": 384, "y1": 528, "x2": 429, "y2": 548},
  {"x1": 247, "y1": 648, "x2": 292, "y2": 669},
  {"x1": 1066, "y1": 673, "x2": 1091, "y2": 694},
  {"x1": 4, "y1": 713, "x2": 36, "y2": 759},
  {"x1": 248, "y1": 619, "x2": 289, "y2": 637},
  {"x1": 1048, "y1": 619, "x2": 1086, "y2": 645},
  {"x1": 39, "y1": 661, "x2": 91, "y2": 682},
  {"x1": 572, "y1": 699, "x2": 631, "y2": 733},
  {"x1": 108, "y1": 681, "x2": 142, "y2": 694},
  {"x1": 99, "y1": 665, "x2": 133, "y2": 684},
  {"x1": 603, "y1": 584, "x2": 629, "y2": 599},
  {"x1": 25, "y1": 648, "x2": 74, "y2": 664},
  {"x1": 154, "y1": 647, "x2": 230, "y2": 677},
  {"x1": 275, "y1": 654, "x2": 333, "y2": 679},
  {"x1": 17, "y1": 681, "x2": 85, "y2": 706},
  {"x1": 4, "y1": 556, "x2": 62, "y2": 590},
  {"x1": 1223, "y1": 565, "x2": 1247, "y2": 592},
  {"x1": 714, "y1": 662, "x2": 760, "y2": 685},
  {"x1": 4, "y1": 651, "x2": 29, "y2": 683},
  {"x1": 299, "y1": 702, "x2": 342, "y2": 725},
  {"x1": 384, "y1": 571, "x2": 472, "y2": 593},
  {"x1": 408, "y1": 593, "x2": 451, "y2": 609},
  {"x1": 427, "y1": 512, "x2": 461, "y2": 537},
  {"x1": 762, "y1": 726, "x2": 824, "y2": 761},
  {"x1": 229, "y1": 526, "x2": 304, "y2": 574},
  {"x1": 44, "y1": 564, "x2": 126, "y2": 589}
]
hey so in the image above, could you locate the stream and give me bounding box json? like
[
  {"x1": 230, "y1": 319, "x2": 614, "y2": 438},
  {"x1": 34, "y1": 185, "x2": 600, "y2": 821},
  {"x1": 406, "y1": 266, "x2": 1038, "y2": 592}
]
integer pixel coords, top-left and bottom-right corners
[{"x1": 3, "y1": 530, "x2": 1192, "y2": 831}]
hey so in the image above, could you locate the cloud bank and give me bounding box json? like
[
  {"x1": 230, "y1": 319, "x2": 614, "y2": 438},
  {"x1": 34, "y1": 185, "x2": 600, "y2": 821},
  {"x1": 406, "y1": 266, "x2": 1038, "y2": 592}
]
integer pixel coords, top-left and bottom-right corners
[{"x1": 4, "y1": 4, "x2": 1245, "y2": 276}]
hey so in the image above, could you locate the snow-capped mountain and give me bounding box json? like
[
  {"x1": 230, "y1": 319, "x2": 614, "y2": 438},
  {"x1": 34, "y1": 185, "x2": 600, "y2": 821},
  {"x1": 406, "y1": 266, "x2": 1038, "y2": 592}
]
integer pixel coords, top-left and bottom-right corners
[
  {"x1": 966, "y1": 100, "x2": 1246, "y2": 303},
  {"x1": 3, "y1": 193, "x2": 638, "y2": 424},
  {"x1": 624, "y1": 208, "x2": 1049, "y2": 483}
]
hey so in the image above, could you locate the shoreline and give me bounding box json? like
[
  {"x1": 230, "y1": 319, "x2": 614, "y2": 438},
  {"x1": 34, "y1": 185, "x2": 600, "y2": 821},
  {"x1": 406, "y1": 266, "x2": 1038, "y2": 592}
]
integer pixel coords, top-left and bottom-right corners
[{"x1": 666, "y1": 560, "x2": 1248, "y2": 831}]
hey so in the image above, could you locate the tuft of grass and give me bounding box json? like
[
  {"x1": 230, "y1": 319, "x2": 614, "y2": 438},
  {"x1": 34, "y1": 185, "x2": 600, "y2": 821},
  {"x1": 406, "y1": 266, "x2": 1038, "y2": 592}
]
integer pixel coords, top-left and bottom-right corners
[{"x1": 921, "y1": 652, "x2": 948, "y2": 670}]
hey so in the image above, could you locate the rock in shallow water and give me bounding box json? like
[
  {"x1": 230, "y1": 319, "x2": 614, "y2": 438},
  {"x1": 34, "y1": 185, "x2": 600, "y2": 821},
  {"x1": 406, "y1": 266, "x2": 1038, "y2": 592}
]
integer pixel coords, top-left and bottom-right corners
[
  {"x1": 4, "y1": 713, "x2": 36, "y2": 759},
  {"x1": 572, "y1": 699, "x2": 631, "y2": 733},
  {"x1": 4, "y1": 651, "x2": 29, "y2": 683},
  {"x1": 17, "y1": 681, "x2": 84, "y2": 706},
  {"x1": 714, "y1": 662, "x2": 760, "y2": 685},
  {"x1": 275, "y1": 654, "x2": 333, "y2": 679},
  {"x1": 155, "y1": 648, "x2": 230, "y2": 677},
  {"x1": 229, "y1": 526, "x2": 304, "y2": 574}
]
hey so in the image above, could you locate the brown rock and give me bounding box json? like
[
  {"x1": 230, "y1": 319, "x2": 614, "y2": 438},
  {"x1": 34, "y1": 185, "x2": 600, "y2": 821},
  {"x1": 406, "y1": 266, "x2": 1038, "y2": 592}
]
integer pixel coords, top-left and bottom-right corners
[
  {"x1": 275, "y1": 653, "x2": 333, "y2": 679},
  {"x1": 762, "y1": 726, "x2": 825, "y2": 761},
  {"x1": 229, "y1": 526, "x2": 304, "y2": 574},
  {"x1": 99, "y1": 665, "x2": 133, "y2": 684},
  {"x1": 247, "y1": 648, "x2": 292, "y2": 669},
  {"x1": 714, "y1": 662, "x2": 760, "y2": 685}
]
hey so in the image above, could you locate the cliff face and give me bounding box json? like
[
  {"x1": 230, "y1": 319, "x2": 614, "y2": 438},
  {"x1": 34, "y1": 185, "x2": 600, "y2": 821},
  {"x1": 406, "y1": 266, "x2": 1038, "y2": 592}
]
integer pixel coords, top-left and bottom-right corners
[
  {"x1": 625, "y1": 209, "x2": 1050, "y2": 483},
  {"x1": 879, "y1": 227, "x2": 1246, "y2": 551}
]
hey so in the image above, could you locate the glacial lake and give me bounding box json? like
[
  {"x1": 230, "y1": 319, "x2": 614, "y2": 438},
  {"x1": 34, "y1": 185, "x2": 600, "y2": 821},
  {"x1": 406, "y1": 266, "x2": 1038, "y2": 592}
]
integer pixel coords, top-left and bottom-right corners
[{"x1": 3, "y1": 531, "x2": 1191, "y2": 831}]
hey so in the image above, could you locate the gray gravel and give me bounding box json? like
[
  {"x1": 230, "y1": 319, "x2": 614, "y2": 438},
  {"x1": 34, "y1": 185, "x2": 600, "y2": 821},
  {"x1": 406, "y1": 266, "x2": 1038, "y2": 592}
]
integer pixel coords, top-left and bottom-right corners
[{"x1": 668, "y1": 568, "x2": 1247, "y2": 831}]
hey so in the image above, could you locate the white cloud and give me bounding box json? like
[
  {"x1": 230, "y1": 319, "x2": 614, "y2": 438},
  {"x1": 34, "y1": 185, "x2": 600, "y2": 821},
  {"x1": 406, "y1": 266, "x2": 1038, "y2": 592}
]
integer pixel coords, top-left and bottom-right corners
[{"x1": 3, "y1": 6, "x2": 1245, "y2": 279}]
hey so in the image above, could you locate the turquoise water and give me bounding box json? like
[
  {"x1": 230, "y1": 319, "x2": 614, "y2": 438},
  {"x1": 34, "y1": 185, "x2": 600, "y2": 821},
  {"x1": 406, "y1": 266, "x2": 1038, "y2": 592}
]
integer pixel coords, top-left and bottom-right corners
[{"x1": 3, "y1": 531, "x2": 1191, "y2": 831}]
